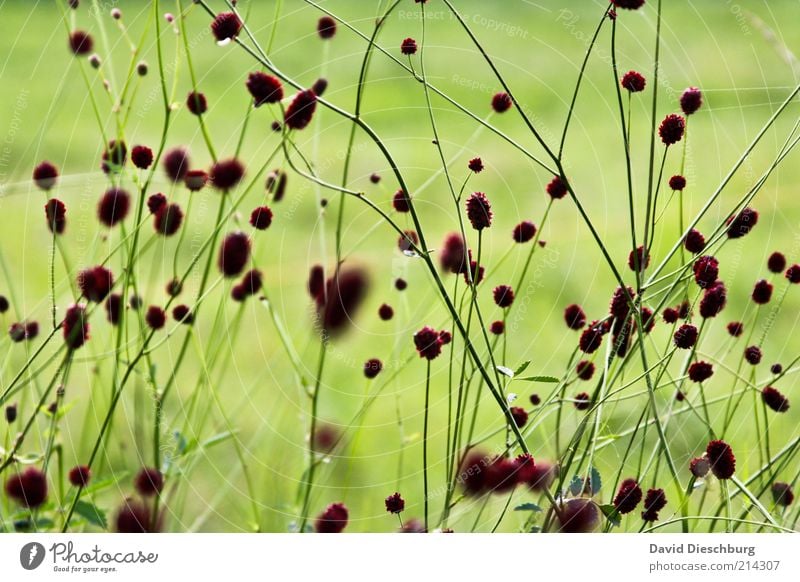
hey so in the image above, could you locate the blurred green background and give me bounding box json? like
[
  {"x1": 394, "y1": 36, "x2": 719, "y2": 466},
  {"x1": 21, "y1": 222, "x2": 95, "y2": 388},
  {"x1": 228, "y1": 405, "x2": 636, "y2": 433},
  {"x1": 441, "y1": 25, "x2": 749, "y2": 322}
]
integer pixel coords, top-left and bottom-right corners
[{"x1": 1, "y1": 0, "x2": 800, "y2": 532}]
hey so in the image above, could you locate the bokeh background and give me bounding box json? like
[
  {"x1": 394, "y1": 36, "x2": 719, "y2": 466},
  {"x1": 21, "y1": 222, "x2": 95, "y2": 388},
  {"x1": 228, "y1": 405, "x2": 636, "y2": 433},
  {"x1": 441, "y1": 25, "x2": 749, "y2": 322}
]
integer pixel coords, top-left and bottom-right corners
[{"x1": 1, "y1": 0, "x2": 799, "y2": 532}]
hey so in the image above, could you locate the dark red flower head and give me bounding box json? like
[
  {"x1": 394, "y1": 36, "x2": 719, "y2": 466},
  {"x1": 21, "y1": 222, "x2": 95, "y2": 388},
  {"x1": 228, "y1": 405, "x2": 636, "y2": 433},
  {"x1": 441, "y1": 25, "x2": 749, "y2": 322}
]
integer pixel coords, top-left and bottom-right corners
[
  {"x1": 250, "y1": 206, "x2": 273, "y2": 230},
  {"x1": 246, "y1": 72, "x2": 283, "y2": 106},
  {"x1": 662, "y1": 307, "x2": 679, "y2": 323},
  {"x1": 767, "y1": 252, "x2": 786, "y2": 274},
  {"x1": 680, "y1": 87, "x2": 703, "y2": 116},
  {"x1": 659, "y1": 113, "x2": 686, "y2": 146},
  {"x1": 771, "y1": 363, "x2": 783, "y2": 375},
  {"x1": 786, "y1": 264, "x2": 800, "y2": 284},
  {"x1": 186, "y1": 91, "x2": 208, "y2": 115},
  {"x1": 101, "y1": 140, "x2": 127, "y2": 174},
  {"x1": 5, "y1": 467, "x2": 48, "y2": 508},
  {"x1": 614, "y1": 478, "x2": 643, "y2": 514},
  {"x1": 134, "y1": 467, "x2": 164, "y2": 497},
  {"x1": 576, "y1": 360, "x2": 595, "y2": 381},
  {"x1": 392, "y1": 189, "x2": 411, "y2": 213},
  {"x1": 154, "y1": 204, "x2": 183, "y2": 236},
  {"x1": 116, "y1": 499, "x2": 158, "y2": 533},
  {"x1": 641, "y1": 488, "x2": 666, "y2": 522},
  {"x1": 63, "y1": 304, "x2": 89, "y2": 349},
  {"x1": 621, "y1": 70, "x2": 646, "y2": 92},
  {"x1": 414, "y1": 326, "x2": 442, "y2": 360},
  {"x1": 364, "y1": 358, "x2": 383, "y2": 379},
  {"x1": 378, "y1": 303, "x2": 393, "y2": 321},
  {"x1": 484, "y1": 456, "x2": 519, "y2": 494},
  {"x1": 185, "y1": 169, "x2": 208, "y2": 191},
  {"x1": 218, "y1": 232, "x2": 250, "y2": 277},
  {"x1": 688, "y1": 361, "x2": 713, "y2": 383},
  {"x1": 689, "y1": 457, "x2": 710, "y2": 478},
  {"x1": 699, "y1": 281, "x2": 727, "y2": 318},
  {"x1": 726, "y1": 207, "x2": 758, "y2": 239},
  {"x1": 459, "y1": 451, "x2": 489, "y2": 495},
  {"x1": 579, "y1": 322, "x2": 604, "y2": 354},
  {"x1": 673, "y1": 324, "x2": 698, "y2": 349},
  {"x1": 693, "y1": 255, "x2": 719, "y2": 289},
  {"x1": 285, "y1": 90, "x2": 318, "y2": 130},
  {"x1": 69, "y1": 30, "x2": 93, "y2": 55},
  {"x1": 105, "y1": 293, "x2": 122, "y2": 325},
  {"x1": 400, "y1": 37, "x2": 417, "y2": 55},
  {"x1": 513, "y1": 221, "x2": 537, "y2": 243},
  {"x1": 395, "y1": 278, "x2": 407, "y2": 291},
  {"x1": 210, "y1": 158, "x2": 245, "y2": 191},
  {"x1": 172, "y1": 304, "x2": 193, "y2": 325},
  {"x1": 78, "y1": 266, "x2": 114, "y2": 302},
  {"x1": 489, "y1": 320, "x2": 505, "y2": 335},
  {"x1": 440, "y1": 233, "x2": 467, "y2": 274},
  {"x1": 574, "y1": 392, "x2": 591, "y2": 410},
  {"x1": 145, "y1": 306, "x2": 166, "y2": 330},
  {"x1": 669, "y1": 175, "x2": 687, "y2": 191},
  {"x1": 311, "y1": 78, "x2": 328, "y2": 97},
  {"x1": 509, "y1": 407, "x2": 528, "y2": 428},
  {"x1": 131, "y1": 145, "x2": 153, "y2": 169},
  {"x1": 385, "y1": 492, "x2": 405, "y2": 514},
  {"x1": 706, "y1": 440, "x2": 735, "y2": 479},
  {"x1": 771, "y1": 483, "x2": 794, "y2": 507},
  {"x1": 45, "y1": 198, "x2": 67, "y2": 234},
  {"x1": 684, "y1": 229, "x2": 706, "y2": 254},
  {"x1": 398, "y1": 230, "x2": 419, "y2": 253},
  {"x1": 468, "y1": 157, "x2": 484, "y2": 173},
  {"x1": 546, "y1": 176, "x2": 568, "y2": 199},
  {"x1": 98, "y1": 187, "x2": 130, "y2": 227},
  {"x1": 163, "y1": 147, "x2": 190, "y2": 182},
  {"x1": 68, "y1": 465, "x2": 91, "y2": 487},
  {"x1": 610, "y1": 286, "x2": 635, "y2": 321},
  {"x1": 439, "y1": 330, "x2": 452, "y2": 345},
  {"x1": 762, "y1": 386, "x2": 790, "y2": 413},
  {"x1": 493, "y1": 285, "x2": 515, "y2": 308},
  {"x1": 315, "y1": 502, "x2": 348, "y2": 533},
  {"x1": 628, "y1": 245, "x2": 650, "y2": 272},
  {"x1": 744, "y1": 345, "x2": 762, "y2": 365},
  {"x1": 557, "y1": 498, "x2": 600, "y2": 533},
  {"x1": 318, "y1": 268, "x2": 369, "y2": 335},
  {"x1": 317, "y1": 16, "x2": 337, "y2": 39},
  {"x1": 525, "y1": 459, "x2": 557, "y2": 492},
  {"x1": 266, "y1": 169, "x2": 288, "y2": 201},
  {"x1": 564, "y1": 304, "x2": 587, "y2": 330},
  {"x1": 491, "y1": 92, "x2": 512, "y2": 113},
  {"x1": 33, "y1": 161, "x2": 58, "y2": 190},
  {"x1": 232, "y1": 269, "x2": 263, "y2": 301},
  {"x1": 466, "y1": 192, "x2": 492, "y2": 230},
  {"x1": 612, "y1": 0, "x2": 645, "y2": 9},
  {"x1": 211, "y1": 12, "x2": 242, "y2": 43},
  {"x1": 727, "y1": 321, "x2": 744, "y2": 337}
]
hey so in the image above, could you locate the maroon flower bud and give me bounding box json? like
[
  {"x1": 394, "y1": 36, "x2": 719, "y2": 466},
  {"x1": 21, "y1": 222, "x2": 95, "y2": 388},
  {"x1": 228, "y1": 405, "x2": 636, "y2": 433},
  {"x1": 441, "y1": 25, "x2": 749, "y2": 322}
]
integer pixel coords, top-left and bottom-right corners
[
  {"x1": 131, "y1": 145, "x2": 153, "y2": 169},
  {"x1": 767, "y1": 252, "x2": 787, "y2": 274},
  {"x1": 628, "y1": 245, "x2": 650, "y2": 271},
  {"x1": 440, "y1": 233, "x2": 467, "y2": 274},
  {"x1": 525, "y1": 459, "x2": 557, "y2": 492},
  {"x1": 392, "y1": 189, "x2": 411, "y2": 213},
  {"x1": 147, "y1": 193, "x2": 167, "y2": 214},
  {"x1": 770, "y1": 363, "x2": 783, "y2": 374},
  {"x1": 693, "y1": 255, "x2": 719, "y2": 288},
  {"x1": 211, "y1": 12, "x2": 242, "y2": 43},
  {"x1": 400, "y1": 37, "x2": 417, "y2": 55},
  {"x1": 210, "y1": 158, "x2": 245, "y2": 191},
  {"x1": 468, "y1": 157, "x2": 484, "y2": 173},
  {"x1": 689, "y1": 457, "x2": 710, "y2": 478},
  {"x1": 315, "y1": 502, "x2": 348, "y2": 533},
  {"x1": 68, "y1": 465, "x2": 91, "y2": 487},
  {"x1": 680, "y1": 87, "x2": 703, "y2": 116},
  {"x1": 218, "y1": 232, "x2": 250, "y2": 277},
  {"x1": 439, "y1": 330, "x2": 452, "y2": 345},
  {"x1": 398, "y1": 230, "x2": 418, "y2": 253},
  {"x1": 115, "y1": 499, "x2": 157, "y2": 533},
  {"x1": 493, "y1": 285, "x2": 514, "y2": 308},
  {"x1": 546, "y1": 176, "x2": 568, "y2": 200},
  {"x1": 684, "y1": 229, "x2": 706, "y2": 254},
  {"x1": 45, "y1": 198, "x2": 67, "y2": 234},
  {"x1": 172, "y1": 304, "x2": 193, "y2": 325},
  {"x1": 530, "y1": 394, "x2": 541, "y2": 406},
  {"x1": 460, "y1": 451, "x2": 489, "y2": 495},
  {"x1": 33, "y1": 161, "x2": 58, "y2": 190},
  {"x1": 484, "y1": 456, "x2": 519, "y2": 494},
  {"x1": 246, "y1": 72, "x2": 283, "y2": 106},
  {"x1": 134, "y1": 467, "x2": 163, "y2": 497},
  {"x1": 659, "y1": 113, "x2": 685, "y2": 146},
  {"x1": 4, "y1": 467, "x2": 48, "y2": 508},
  {"x1": 8, "y1": 323, "x2": 24, "y2": 342},
  {"x1": 564, "y1": 304, "x2": 587, "y2": 330},
  {"x1": 154, "y1": 203, "x2": 183, "y2": 236},
  {"x1": 744, "y1": 345, "x2": 762, "y2": 365},
  {"x1": 512, "y1": 221, "x2": 537, "y2": 243},
  {"x1": 688, "y1": 361, "x2": 713, "y2": 383},
  {"x1": 69, "y1": 30, "x2": 93, "y2": 55},
  {"x1": 364, "y1": 358, "x2": 383, "y2": 379},
  {"x1": 369, "y1": 173, "x2": 381, "y2": 184},
  {"x1": 414, "y1": 326, "x2": 442, "y2": 360},
  {"x1": 250, "y1": 206, "x2": 273, "y2": 230},
  {"x1": 465, "y1": 192, "x2": 492, "y2": 230},
  {"x1": 727, "y1": 321, "x2": 744, "y2": 337},
  {"x1": 186, "y1": 91, "x2": 208, "y2": 115},
  {"x1": 641, "y1": 488, "x2": 666, "y2": 522},
  {"x1": 378, "y1": 304, "x2": 394, "y2": 321},
  {"x1": 145, "y1": 306, "x2": 166, "y2": 330},
  {"x1": 662, "y1": 307, "x2": 679, "y2": 323},
  {"x1": 706, "y1": 439, "x2": 735, "y2": 479},
  {"x1": 621, "y1": 70, "x2": 646, "y2": 92},
  {"x1": 786, "y1": 264, "x2": 800, "y2": 284},
  {"x1": 462, "y1": 254, "x2": 485, "y2": 286},
  {"x1": 163, "y1": 147, "x2": 190, "y2": 182},
  {"x1": 614, "y1": 479, "x2": 643, "y2": 514},
  {"x1": 726, "y1": 207, "x2": 758, "y2": 239},
  {"x1": 4, "y1": 403, "x2": 16, "y2": 423},
  {"x1": 311, "y1": 78, "x2": 328, "y2": 97},
  {"x1": 317, "y1": 16, "x2": 337, "y2": 39},
  {"x1": 284, "y1": 90, "x2": 318, "y2": 130},
  {"x1": 385, "y1": 492, "x2": 405, "y2": 514},
  {"x1": 101, "y1": 140, "x2": 127, "y2": 174},
  {"x1": 184, "y1": 169, "x2": 208, "y2": 191},
  {"x1": 771, "y1": 483, "x2": 794, "y2": 507},
  {"x1": 510, "y1": 407, "x2": 528, "y2": 428},
  {"x1": 97, "y1": 187, "x2": 130, "y2": 227},
  {"x1": 395, "y1": 278, "x2": 407, "y2": 291},
  {"x1": 557, "y1": 498, "x2": 600, "y2": 533},
  {"x1": 669, "y1": 175, "x2": 687, "y2": 191},
  {"x1": 612, "y1": 0, "x2": 645, "y2": 9},
  {"x1": 699, "y1": 282, "x2": 727, "y2": 318},
  {"x1": 576, "y1": 360, "x2": 595, "y2": 381},
  {"x1": 63, "y1": 304, "x2": 89, "y2": 349},
  {"x1": 579, "y1": 322, "x2": 604, "y2": 354},
  {"x1": 673, "y1": 324, "x2": 698, "y2": 349},
  {"x1": 610, "y1": 286, "x2": 635, "y2": 321},
  {"x1": 640, "y1": 307, "x2": 656, "y2": 333},
  {"x1": 105, "y1": 293, "x2": 123, "y2": 325},
  {"x1": 762, "y1": 386, "x2": 790, "y2": 413},
  {"x1": 266, "y1": 169, "x2": 288, "y2": 202},
  {"x1": 78, "y1": 266, "x2": 114, "y2": 302},
  {"x1": 491, "y1": 92, "x2": 512, "y2": 113},
  {"x1": 318, "y1": 268, "x2": 369, "y2": 335},
  {"x1": 574, "y1": 392, "x2": 591, "y2": 410},
  {"x1": 512, "y1": 453, "x2": 536, "y2": 484},
  {"x1": 489, "y1": 320, "x2": 505, "y2": 335}
]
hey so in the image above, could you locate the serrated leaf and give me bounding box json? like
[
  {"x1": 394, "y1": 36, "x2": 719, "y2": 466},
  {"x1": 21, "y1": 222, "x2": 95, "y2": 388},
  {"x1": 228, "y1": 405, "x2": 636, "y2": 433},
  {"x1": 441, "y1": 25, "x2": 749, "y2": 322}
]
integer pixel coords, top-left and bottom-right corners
[
  {"x1": 74, "y1": 500, "x2": 107, "y2": 530},
  {"x1": 496, "y1": 365, "x2": 515, "y2": 378},
  {"x1": 514, "y1": 503, "x2": 542, "y2": 512},
  {"x1": 517, "y1": 375, "x2": 559, "y2": 383},
  {"x1": 589, "y1": 467, "x2": 602, "y2": 495},
  {"x1": 514, "y1": 361, "x2": 531, "y2": 376},
  {"x1": 568, "y1": 475, "x2": 584, "y2": 496},
  {"x1": 599, "y1": 504, "x2": 620, "y2": 527}
]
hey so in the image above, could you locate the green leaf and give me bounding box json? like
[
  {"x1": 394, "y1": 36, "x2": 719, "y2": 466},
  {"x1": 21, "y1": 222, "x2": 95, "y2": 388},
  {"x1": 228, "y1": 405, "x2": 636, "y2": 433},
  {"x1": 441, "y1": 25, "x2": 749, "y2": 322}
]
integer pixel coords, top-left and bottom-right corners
[
  {"x1": 517, "y1": 375, "x2": 559, "y2": 383},
  {"x1": 599, "y1": 504, "x2": 620, "y2": 527},
  {"x1": 514, "y1": 502, "x2": 542, "y2": 512},
  {"x1": 568, "y1": 475, "x2": 584, "y2": 496},
  {"x1": 589, "y1": 466, "x2": 602, "y2": 495},
  {"x1": 74, "y1": 500, "x2": 107, "y2": 530},
  {"x1": 514, "y1": 361, "x2": 531, "y2": 376}
]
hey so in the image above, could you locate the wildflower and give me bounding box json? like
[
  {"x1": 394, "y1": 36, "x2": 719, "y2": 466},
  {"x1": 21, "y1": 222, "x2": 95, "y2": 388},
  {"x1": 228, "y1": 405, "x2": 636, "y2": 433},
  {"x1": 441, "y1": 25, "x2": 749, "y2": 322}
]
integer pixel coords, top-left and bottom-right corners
[
  {"x1": 385, "y1": 493, "x2": 405, "y2": 514},
  {"x1": 186, "y1": 91, "x2": 207, "y2": 115},
  {"x1": 232, "y1": 270, "x2": 263, "y2": 301},
  {"x1": 4, "y1": 467, "x2": 48, "y2": 508},
  {"x1": 211, "y1": 12, "x2": 242, "y2": 43},
  {"x1": 266, "y1": 170, "x2": 288, "y2": 201},
  {"x1": 762, "y1": 386, "x2": 790, "y2": 413},
  {"x1": 284, "y1": 90, "x2": 317, "y2": 130},
  {"x1": 395, "y1": 278, "x2": 407, "y2": 291},
  {"x1": 154, "y1": 204, "x2": 183, "y2": 236},
  {"x1": 440, "y1": 233, "x2": 467, "y2": 274},
  {"x1": 5, "y1": 403, "x2": 16, "y2": 422},
  {"x1": 468, "y1": 157, "x2": 484, "y2": 173},
  {"x1": 63, "y1": 304, "x2": 89, "y2": 349},
  {"x1": 786, "y1": 264, "x2": 800, "y2": 284},
  {"x1": 640, "y1": 307, "x2": 656, "y2": 333},
  {"x1": 690, "y1": 457, "x2": 710, "y2": 478},
  {"x1": 726, "y1": 207, "x2": 758, "y2": 239},
  {"x1": 680, "y1": 87, "x2": 703, "y2": 115},
  {"x1": 166, "y1": 278, "x2": 182, "y2": 297},
  {"x1": 610, "y1": 286, "x2": 634, "y2": 321},
  {"x1": 218, "y1": 232, "x2": 250, "y2": 277},
  {"x1": 688, "y1": 361, "x2": 713, "y2": 383},
  {"x1": 134, "y1": 467, "x2": 164, "y2": 497},
  {"x1": 78, "y1": 266, "x2": 114, "y2": 302},
  {"x1": 628, "y1": 245, "x2": 650, "y2": 271},
  {"x1": 767, "y1": 252, "x2": 787, "y2": 274},
  {"x1": 621, "y1": 70, "x2": 646, "y2": 92},
  {"x1": 370, "y1": 173, "x2": 381, "y2": 184},
  {"x1": 364, "y1": 358, "x2": 383, "y2": 379},
  {"x1": 185, "y1": 169, "x2": 208, "y2": 191},
  {"x1": 684, "y1": 229, "x2": 706, "y2": 254},
  {"x1": 673, "y1": 324, "x2": 698, "y2": 349},
  {"x1": 318, "y1": 268, "x2": 369, "y2": 335},
  {"x1": 398, "y1": 230, "x2": 418, "y2": 253},
  {"x1": 576, "y1": 360, "x2": 595, "y2": 381},
  {"x1": 641, "y1": 488, "x2": 666, "y2": 522},
  {"x1": 564, "y1": 304, "x2": 587, "y2": 330},
  {"x1": 315, "y1": 502, "x2": 348, "y2": 533},
  {"x1": 659, "y1": 114, "x2": 685, "y2": 146},
  {"x1": 69, "y1": 30, "x2": 93, "y2": 55},
  {"x1": 510, "y1": 407, "x2": 528, "y2": 428},
  {"x1": 612, "y1": 0, "x2": 645, "y2": 9},
  {"x1": 246, "y1": 72, "x2": 283, "y2": 106},
  {"x1": 662, "y1": 307, "x2": 679, "y2": 323},
  {"x1": 101, "y1": 140, "x2": 127, "y2": 173},
  {"x1": 172, "y1": 304, "x2": 193, "y2": 325},
  {"x1": 699, "y1": 282, "x2": 727, "y2": 318},
  {"x1": 311, "y1": 78, "x2": 328, "y2": 96},
  {"x1": 771, "y1": 363, "x2": 783, "y2": 374},
  {"x1": 392, "y1": 189, "x2": 411, "y2": 213},
  {"x1": 414, "y1": 326, "x2": 442, "y2": 360},
  {"x1": 484, "y1": 456, "x2": 519, "y2": 493},
  {"x1": 317, "y1": 16, "x2": 337, "y2": 39},
  {"x1": 579, "y1": 323, "x2": 604, "y2": 354},
  {"x1": 131, "y1": 145, "x2": 153, "y2": 169},
  {"x1": 669, "y1": 175, "x2": 686, "y2": 191},
  {"x1": 98, "y1": 187, "x2": 130, "y2": 227},
  {"x1": 706, "y1": 440, "x2": 735, "y2": 479},
  {"x1": 105, "y1": 294, "x2": 122, "y2": 325},
  {"x1": 145, "y1": 306, "x2": 166, "y2": 330},
  {"x1": 45, "y1": 199, "x2": 67, "y2": 234},
  {"x1": 546, "y1": 176, "x2": 568, "y2": 199},
  {"x1": 33, "y1": 161, "x2": 58, "y2": 190},
  {"x1": 439, "y1": 330, "x2": 452, "y2": 345},
  {"x1": 163, "y1": 147, "x2": 190, "y2": 182},
  {"x1": 400, "y1": 37, "x2": 417, "y2": 55},
  {"x1": 462, "y1": 253, "x2": 485, "y2": 286},
  {"x1": 557, "y1": 499, "x2": 600, "y2": 533},
  {"x1": 68, "y1": 465, "x2": 91, "y2": 487},
  {"x1": 530, "y1": 394, "x2": 541, "y2": 406},
  {"x1": 491, "y1": 92, "x2": 512, "y2": 113},
  {"x1": 210, "y1": 158, "x2": 245, "y2": 191},
  {"x1": 727, "y1": 321, "x2": 743, "y2": 337},
  {"x1": 574, "y1": 392, "x2": 591, "y2": 410},
  {"x1": 493, "y1": 285, "x2": 514, "y2": 308},
  {"x1": 772, "y1": 483, "x2": 795, "y2": 507},
  {"x1": 115, "y1": 499, "x2": 157, "y2": 533},
  {"x1": 512, "y1": 221, "x2": 537, "y2": 243},
  {"x1": 378, "y1": 304, "x2": 394, "y2": 321},
  {"x1": 693, "y1": 255, "x2": 719, "y2": 288},
  {"x1": 250, "y1": 206, "x2": 273, "y2": 230},
  {"x1": 465, "y1": 192, "x2": 492, "y2": 230},
  {"x1": 744, "y1": 345, "x2": 762, "y2": 365},
  {"x1": 614, "y1": 479, "x2": 643, "y2": 514}
]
